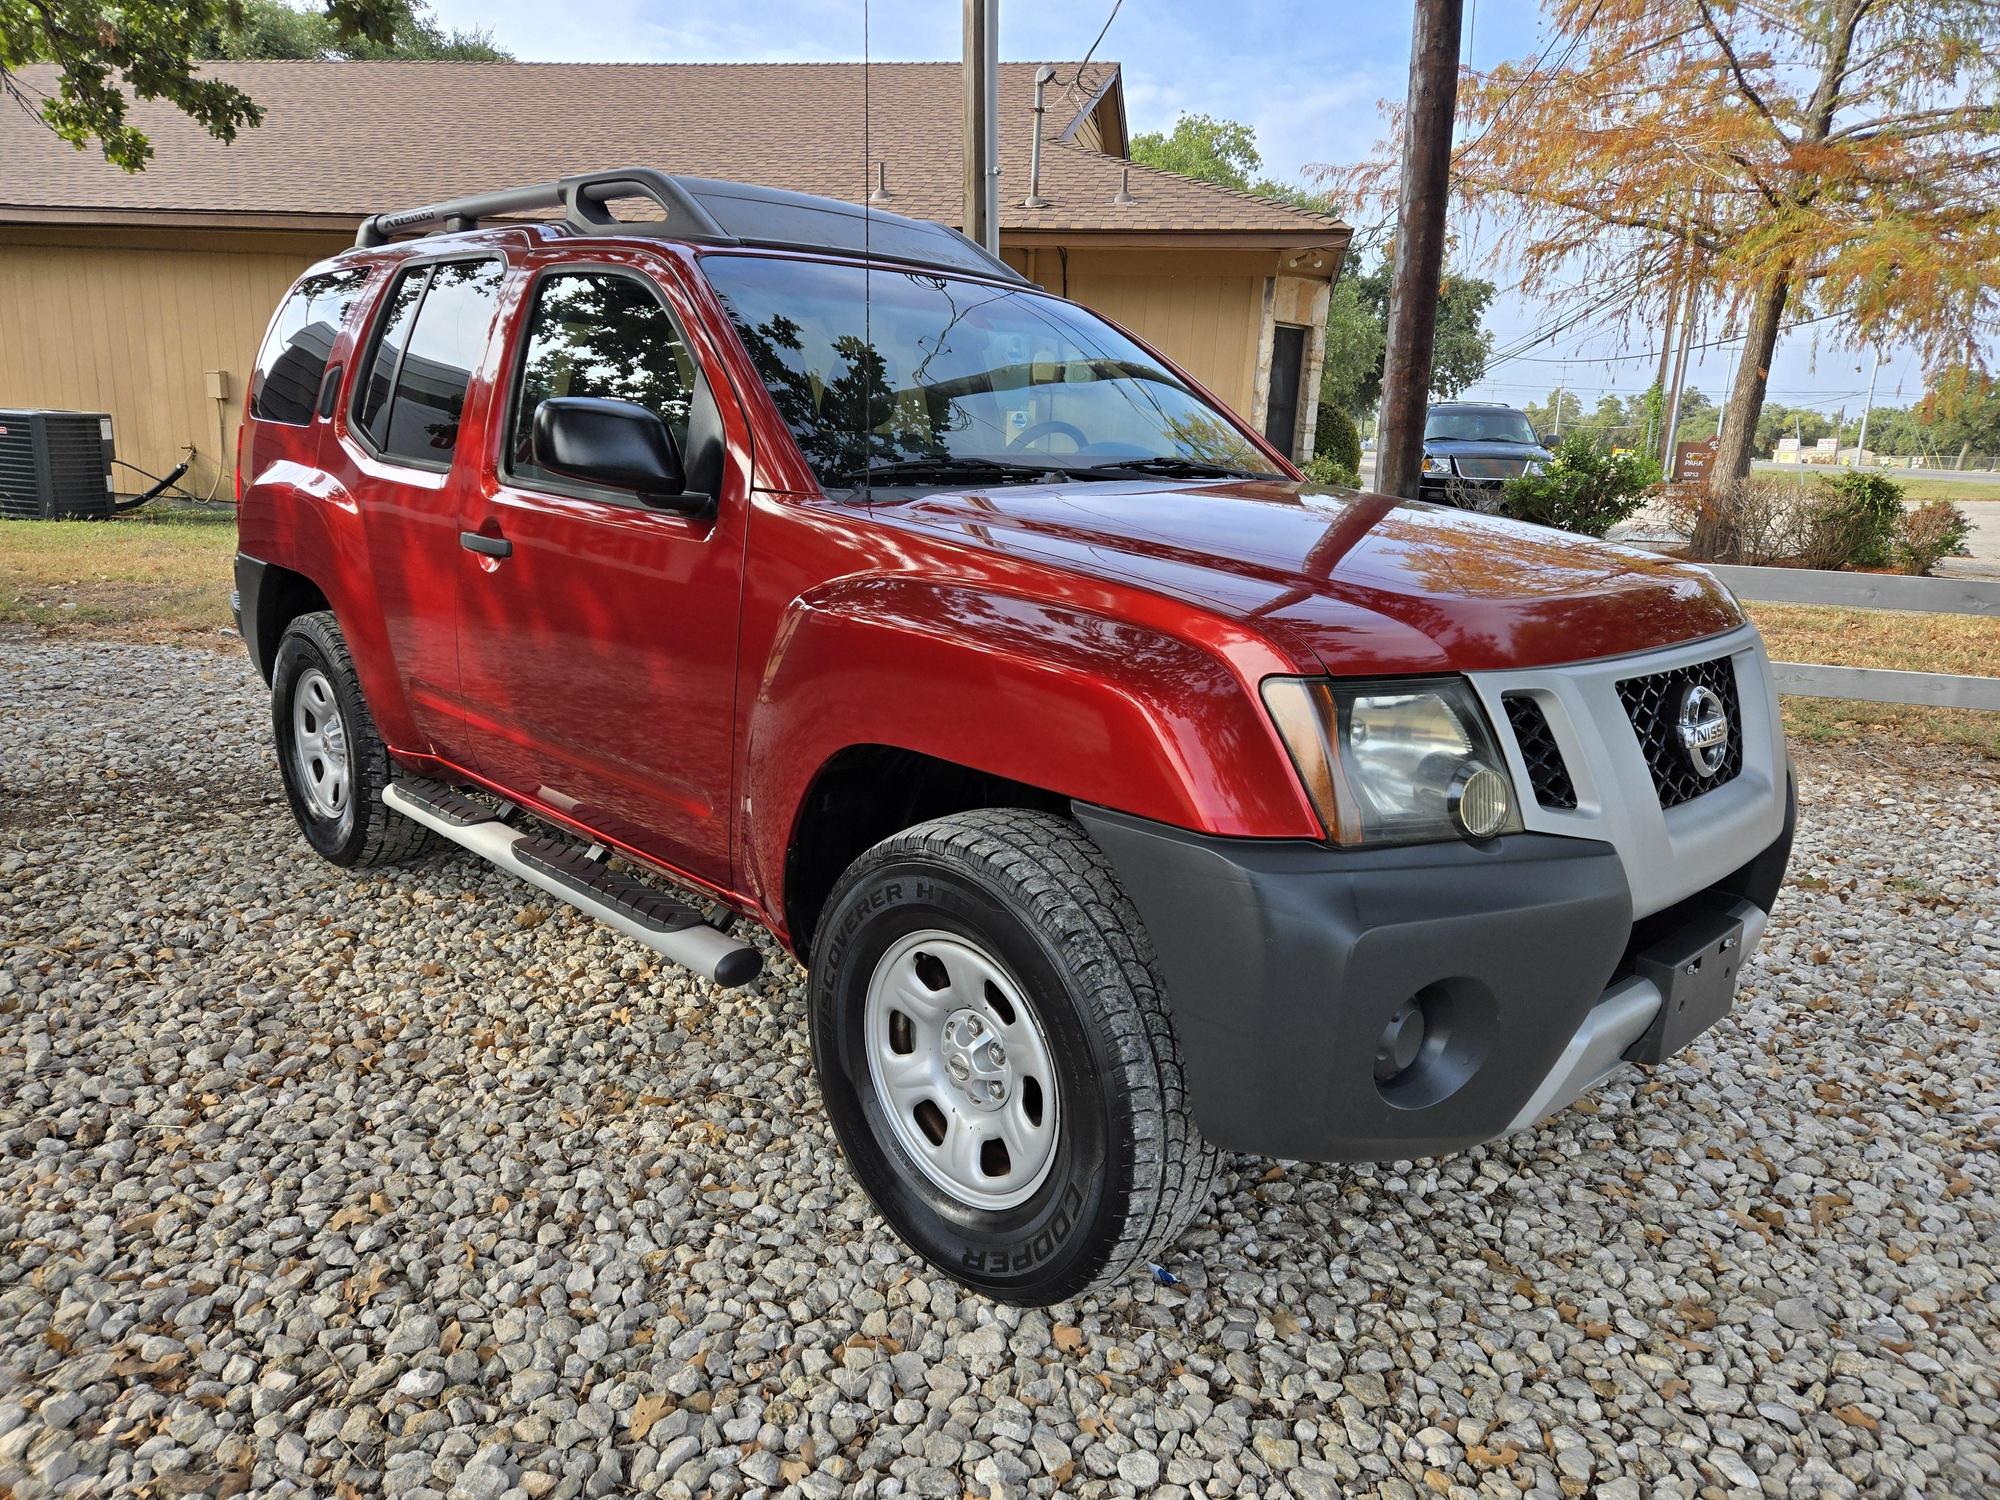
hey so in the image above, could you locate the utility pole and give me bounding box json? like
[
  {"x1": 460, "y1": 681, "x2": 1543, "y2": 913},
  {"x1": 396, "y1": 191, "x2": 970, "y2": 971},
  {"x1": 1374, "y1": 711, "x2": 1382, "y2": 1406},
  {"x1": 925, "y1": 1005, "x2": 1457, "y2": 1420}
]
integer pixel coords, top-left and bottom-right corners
[
  {"x1": 1374, "y1": 0, "x2": 1464, "y2": 500},
  {"x1": 962, "y1": 0, "x2": 1000, "y2": 256},
  {"x1": 1855, "y1": 348, "x2": 1880, "y2": 465},
  {"x1": 1662, "y1": 271, "x2": 1700, "y2": 472}
]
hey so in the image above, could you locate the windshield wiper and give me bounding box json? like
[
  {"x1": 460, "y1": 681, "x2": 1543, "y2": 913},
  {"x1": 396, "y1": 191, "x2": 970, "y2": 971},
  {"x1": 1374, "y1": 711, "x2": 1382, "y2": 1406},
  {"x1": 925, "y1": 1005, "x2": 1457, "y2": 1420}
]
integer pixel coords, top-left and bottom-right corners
[
  {"x1": 1079, "y1": 456, "x2": 1283, "y2": 481},
  {"x1": 829, "y1": 456, "x2": 1072, "y2": 489}
]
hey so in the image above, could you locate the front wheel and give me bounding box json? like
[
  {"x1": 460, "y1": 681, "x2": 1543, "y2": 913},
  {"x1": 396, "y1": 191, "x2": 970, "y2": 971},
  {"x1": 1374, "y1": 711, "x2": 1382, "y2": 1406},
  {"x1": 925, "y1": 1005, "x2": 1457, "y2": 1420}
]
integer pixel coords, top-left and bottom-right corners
[
  {"x1": 270, "y1": 611, "x2": 437, "y2": 869},
  {"x1": 809, "y1": 810, "x2": 1218, "y2": 1304}
]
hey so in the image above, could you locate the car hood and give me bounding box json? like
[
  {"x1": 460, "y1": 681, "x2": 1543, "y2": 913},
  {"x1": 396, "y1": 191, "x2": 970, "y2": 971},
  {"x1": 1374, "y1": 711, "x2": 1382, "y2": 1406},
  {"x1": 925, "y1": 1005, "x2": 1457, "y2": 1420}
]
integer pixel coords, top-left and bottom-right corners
[{"x1": 883, "y1": 478, "x2": 1741, "y2": 675}]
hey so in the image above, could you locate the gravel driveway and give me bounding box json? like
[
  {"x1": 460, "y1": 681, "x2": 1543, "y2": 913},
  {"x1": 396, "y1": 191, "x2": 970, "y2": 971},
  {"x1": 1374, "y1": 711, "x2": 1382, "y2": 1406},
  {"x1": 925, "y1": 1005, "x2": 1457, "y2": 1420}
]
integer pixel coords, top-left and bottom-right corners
[{"x1": 2, "y1": 633, "x2": 1996, "y2": 1500}]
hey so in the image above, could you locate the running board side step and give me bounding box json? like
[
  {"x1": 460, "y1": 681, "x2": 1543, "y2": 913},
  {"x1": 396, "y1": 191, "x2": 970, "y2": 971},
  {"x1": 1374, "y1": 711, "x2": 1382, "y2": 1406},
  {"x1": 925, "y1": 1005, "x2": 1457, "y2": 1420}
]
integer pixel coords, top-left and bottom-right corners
[{"x1": 383, "y1": 780, "x2": 763, "y2": 989}]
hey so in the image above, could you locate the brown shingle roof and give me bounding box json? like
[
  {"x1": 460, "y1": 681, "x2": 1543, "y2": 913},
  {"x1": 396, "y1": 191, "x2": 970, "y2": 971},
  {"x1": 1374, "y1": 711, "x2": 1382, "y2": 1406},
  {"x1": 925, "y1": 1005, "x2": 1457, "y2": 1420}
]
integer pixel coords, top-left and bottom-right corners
[{"x1": 0, "y1": 60, "x2": 1347, "y2": 245}]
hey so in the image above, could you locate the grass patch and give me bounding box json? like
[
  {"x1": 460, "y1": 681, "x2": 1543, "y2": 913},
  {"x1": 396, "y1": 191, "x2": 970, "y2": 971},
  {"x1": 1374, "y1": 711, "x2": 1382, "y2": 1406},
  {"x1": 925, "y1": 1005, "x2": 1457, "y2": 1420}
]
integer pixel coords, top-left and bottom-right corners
[
  {"x1": 1745, "y1": 601, "x2": 2000, "y2": 759},
  {"x1": 1890, "y1": 476, "x2": 2000, "y2": 504},
  {"x1": 0, "y1": 504, "x2": 237, "y2": 640}
]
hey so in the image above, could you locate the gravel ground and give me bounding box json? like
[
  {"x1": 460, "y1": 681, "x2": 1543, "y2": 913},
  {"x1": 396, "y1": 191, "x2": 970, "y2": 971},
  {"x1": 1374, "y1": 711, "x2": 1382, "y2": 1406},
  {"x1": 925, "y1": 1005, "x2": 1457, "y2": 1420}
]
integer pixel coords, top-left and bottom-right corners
[{"x1": 2, "y1": 632, "x2": 1996, "y2": 1500}]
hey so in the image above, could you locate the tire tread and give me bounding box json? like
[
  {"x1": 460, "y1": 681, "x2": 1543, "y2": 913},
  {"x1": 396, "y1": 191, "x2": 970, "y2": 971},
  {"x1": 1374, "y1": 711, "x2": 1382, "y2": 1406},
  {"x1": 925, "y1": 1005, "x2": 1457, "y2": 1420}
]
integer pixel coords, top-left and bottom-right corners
[{"x1": 837, "y1": 808, "x2": 1220, "y2": 1297}]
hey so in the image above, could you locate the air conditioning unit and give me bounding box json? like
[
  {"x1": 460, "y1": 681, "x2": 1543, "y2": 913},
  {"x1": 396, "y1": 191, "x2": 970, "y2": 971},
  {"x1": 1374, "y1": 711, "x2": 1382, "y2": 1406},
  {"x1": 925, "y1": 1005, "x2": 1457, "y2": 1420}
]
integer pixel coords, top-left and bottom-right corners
[{"x1": 0, "y1": 409, "x2": 117, "y2": 520}]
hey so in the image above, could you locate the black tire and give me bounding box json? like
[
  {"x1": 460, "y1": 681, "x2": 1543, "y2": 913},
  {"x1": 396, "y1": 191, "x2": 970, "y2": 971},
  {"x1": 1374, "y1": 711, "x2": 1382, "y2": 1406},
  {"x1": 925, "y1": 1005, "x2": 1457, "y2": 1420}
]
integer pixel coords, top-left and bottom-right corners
[
  {"x1": 809, "y1": 809, "x2": 1219, "y2": 1304},
  {"x1": 270, "y1": 611, "x2": 437, "y2": 869}
]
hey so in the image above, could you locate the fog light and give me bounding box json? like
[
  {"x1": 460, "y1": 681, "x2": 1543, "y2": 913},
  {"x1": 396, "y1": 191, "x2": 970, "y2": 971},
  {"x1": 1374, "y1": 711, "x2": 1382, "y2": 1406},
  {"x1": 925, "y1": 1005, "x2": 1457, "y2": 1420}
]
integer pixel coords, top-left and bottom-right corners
[
  {"x1": 1374, "y1": 997, "x2": 1427, "y2": 1083},
  {"x1": 1449, "y1": 764, "x2": 1512, "y2": 840}
]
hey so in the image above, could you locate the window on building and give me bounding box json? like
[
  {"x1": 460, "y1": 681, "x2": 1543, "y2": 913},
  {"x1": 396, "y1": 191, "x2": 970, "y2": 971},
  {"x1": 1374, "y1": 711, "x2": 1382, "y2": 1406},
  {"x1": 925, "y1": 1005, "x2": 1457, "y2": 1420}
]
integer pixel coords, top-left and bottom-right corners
[
  {"x1": 507, "y1": 270, "x2": 700, "y2": 484},
  {"x1": 250, "y1": 269, "x2": 370, "y2": 426}
]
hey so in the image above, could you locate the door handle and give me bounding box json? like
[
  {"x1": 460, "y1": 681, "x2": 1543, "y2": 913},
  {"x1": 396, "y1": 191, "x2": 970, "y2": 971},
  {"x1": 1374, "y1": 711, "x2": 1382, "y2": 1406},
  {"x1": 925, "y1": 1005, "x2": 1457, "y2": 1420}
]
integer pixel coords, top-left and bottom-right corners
[{"x1": 460, "y1": 531, "x2": 512, "y2": 559}]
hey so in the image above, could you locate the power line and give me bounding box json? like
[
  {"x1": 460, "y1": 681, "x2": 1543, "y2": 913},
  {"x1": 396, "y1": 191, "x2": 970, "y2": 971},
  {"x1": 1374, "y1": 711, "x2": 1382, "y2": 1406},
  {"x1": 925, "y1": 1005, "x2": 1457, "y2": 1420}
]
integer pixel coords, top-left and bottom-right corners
[{"x1": 1486, "y1": 306, "x2": 1851, "y2": 373}]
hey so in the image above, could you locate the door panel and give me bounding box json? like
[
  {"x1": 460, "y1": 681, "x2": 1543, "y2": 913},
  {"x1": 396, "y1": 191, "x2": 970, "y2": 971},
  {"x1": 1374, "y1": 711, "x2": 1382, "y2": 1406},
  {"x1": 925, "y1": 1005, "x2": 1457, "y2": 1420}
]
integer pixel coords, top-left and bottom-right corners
[
  {"x1": 452, "y1": 261, "x2": 747, "y2": 886},
  {"x1": 337, "y1": 258, "x2": 506, "y2": 758}
]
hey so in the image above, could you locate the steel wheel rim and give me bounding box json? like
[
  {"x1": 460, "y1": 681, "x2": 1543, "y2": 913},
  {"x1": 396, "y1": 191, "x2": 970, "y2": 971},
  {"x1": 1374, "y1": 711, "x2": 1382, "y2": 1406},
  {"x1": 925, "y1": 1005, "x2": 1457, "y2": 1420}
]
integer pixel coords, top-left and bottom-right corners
[
  {"x1": 291, "y1": 667, "x2": 351, "y2": 828},
  {"x1": 862, "y1": 929, "x2": 1061, "y2": 1212}
]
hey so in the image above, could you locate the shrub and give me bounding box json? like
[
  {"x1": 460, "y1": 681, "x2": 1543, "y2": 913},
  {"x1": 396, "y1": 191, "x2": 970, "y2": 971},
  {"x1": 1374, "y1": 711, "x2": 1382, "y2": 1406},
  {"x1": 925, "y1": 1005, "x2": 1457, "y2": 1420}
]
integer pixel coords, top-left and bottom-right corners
[
  {"x1": 1675, "y1": 475, "x2": 1811, "y2": 564},
  {"x1": 1894, "y1": 500, "x2": 1973, "y2": 576},
  {"x1": 1313, "y1": 404, "x2": 1362, "y2": 476},
  {"x1": 1303, "y1": 453, "x2": 1360, "y2": 489},
  {"x1": 1498, "y1": 434, "x2": 1660, "y2": 537},
  {"x1": 1808, "y1": 471, "x2": 1903, "y2": 569}
]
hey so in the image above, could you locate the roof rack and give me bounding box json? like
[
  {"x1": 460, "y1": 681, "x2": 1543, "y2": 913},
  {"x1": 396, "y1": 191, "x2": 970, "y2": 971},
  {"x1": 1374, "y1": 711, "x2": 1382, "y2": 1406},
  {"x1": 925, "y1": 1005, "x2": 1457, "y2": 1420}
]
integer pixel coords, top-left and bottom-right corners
[
  {"x1": 354, "y1": 166, "x2": 1027, "y2": 284},
  {"x1": 355, "y1": 168, "x2": 734, "y2": 248}
]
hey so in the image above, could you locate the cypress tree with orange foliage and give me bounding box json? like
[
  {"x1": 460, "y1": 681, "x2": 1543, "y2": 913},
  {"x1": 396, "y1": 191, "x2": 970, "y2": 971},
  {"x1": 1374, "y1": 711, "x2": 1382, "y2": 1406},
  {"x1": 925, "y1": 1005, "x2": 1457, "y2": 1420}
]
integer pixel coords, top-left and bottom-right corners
[{"x1": 1328, "y1": 0, "x2": 2000, "y2": 485}]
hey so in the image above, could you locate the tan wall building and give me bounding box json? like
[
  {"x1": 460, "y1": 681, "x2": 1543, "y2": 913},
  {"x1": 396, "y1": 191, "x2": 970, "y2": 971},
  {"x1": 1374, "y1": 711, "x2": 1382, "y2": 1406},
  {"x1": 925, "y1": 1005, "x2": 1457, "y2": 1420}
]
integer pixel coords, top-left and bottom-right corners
[{"x1": 0, "y1": 61, "x2": 1347, "y2": 492}]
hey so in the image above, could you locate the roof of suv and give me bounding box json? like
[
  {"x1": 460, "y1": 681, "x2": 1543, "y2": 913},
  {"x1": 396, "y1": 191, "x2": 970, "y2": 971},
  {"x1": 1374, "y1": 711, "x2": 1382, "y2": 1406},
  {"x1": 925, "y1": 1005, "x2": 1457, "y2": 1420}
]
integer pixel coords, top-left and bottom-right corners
[{"x1": 353, "y1": 167, "x2": 1026, "y2": 283}]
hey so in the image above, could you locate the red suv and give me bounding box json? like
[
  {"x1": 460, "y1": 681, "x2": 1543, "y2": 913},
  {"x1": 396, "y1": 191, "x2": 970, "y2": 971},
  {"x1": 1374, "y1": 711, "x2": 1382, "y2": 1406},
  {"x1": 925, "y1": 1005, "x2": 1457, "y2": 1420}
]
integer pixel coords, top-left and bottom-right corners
[{"x1": 234, "y1": 169, "x2": 1793, "y2": 1305}]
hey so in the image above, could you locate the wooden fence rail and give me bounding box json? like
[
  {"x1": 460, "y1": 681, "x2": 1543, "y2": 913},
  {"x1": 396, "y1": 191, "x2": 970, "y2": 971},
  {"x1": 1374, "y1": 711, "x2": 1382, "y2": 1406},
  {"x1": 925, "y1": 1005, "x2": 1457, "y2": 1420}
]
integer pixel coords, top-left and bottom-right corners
[{"x1": 1703, "y1": 564, "x2": 2000, "y2": 711}]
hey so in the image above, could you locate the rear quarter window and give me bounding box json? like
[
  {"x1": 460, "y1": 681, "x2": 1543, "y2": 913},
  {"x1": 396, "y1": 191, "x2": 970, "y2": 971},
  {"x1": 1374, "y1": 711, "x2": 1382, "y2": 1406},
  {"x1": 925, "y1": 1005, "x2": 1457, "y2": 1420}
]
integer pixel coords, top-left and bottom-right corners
[{"x1": 250, "y1": 269, "x2": 371, "y2": 425}]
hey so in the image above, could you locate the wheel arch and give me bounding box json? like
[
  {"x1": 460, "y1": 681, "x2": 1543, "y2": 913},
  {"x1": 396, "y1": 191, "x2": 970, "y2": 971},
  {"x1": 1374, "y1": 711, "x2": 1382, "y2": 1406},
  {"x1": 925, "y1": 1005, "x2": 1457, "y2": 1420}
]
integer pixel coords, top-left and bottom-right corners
[
  {"x1": 240, "y1": 557, "x2": 331, "y2": 683},
  {"x1": 745, "y1": 572, "x2": 1324, "y2": 954},
  {"x1": 781, "y1": 744, "x2": 1069, "y2": 957}
]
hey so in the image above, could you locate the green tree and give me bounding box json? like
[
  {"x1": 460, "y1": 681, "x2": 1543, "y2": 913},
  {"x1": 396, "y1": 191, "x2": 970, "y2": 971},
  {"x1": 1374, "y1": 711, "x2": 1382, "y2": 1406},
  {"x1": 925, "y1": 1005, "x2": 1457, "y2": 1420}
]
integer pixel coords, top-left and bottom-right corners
[
  {"x1": 1918, "y1": 367, "x2": 2000, "y2": 467},
  {"x1": 0, "y1": 0, "x2": 503, "y2": 170},
  {"x1": 1319, "y1": 253, "x2": 1495, "y2": 417},
  {"x1": 201, "y1": 0, "x2": 508, "y2": 60},
  {"x1": 1132, "y1": 110, "x2": 1494, "y2": 420},
  {"x1": 1130, "y1": 113, "x2": 1264, "y2": 192}
]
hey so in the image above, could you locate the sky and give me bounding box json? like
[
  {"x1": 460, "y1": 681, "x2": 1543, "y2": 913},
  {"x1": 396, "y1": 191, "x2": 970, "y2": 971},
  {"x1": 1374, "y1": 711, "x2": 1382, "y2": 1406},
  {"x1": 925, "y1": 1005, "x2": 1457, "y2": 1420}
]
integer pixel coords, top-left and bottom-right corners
[{"x1": 426, "y1": 0, "x2": 1949, "y2": 418}]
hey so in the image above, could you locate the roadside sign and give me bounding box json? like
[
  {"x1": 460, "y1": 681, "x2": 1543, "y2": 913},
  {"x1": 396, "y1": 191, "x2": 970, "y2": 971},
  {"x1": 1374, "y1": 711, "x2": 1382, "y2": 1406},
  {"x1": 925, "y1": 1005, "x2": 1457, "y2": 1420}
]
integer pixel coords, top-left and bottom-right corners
[{"x1": 1675, "y1": 435, "x2": 1720, "y2": 483}]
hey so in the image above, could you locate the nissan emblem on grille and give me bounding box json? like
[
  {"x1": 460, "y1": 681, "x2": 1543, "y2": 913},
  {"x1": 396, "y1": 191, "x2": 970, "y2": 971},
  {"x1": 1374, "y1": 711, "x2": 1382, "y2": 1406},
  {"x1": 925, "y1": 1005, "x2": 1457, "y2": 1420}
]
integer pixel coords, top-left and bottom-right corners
[{"x1": 1676, "y1": 683, "x2": 1731, "y2": 777}]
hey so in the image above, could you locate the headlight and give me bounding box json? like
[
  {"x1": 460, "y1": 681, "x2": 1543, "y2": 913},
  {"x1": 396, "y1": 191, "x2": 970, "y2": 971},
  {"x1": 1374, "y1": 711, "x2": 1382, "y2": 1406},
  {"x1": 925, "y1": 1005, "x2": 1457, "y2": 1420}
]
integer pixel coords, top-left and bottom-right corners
[
  {"x1": 1420, "y1": 454, "x2": 1443, "y2": 474},
  {"x1": 1261, "y1": 678, "x2": 1523, "y2": 847}
]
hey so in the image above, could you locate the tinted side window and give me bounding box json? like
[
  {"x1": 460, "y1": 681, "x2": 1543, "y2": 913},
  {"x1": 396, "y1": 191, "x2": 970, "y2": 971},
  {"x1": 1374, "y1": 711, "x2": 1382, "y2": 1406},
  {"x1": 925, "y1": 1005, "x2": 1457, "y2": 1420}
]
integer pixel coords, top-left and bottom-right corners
[
  {"x1": 379, "y1": 261, "x2": 506, "y2": 465},
  {"x1": 250, "y1": 269, "x2": 369, "y2": 425},
  {"x1": 508, "y1": 271, "x2": 698, "y2": 482},
  {"x1": 355, "y1": 268, "x2": 428, "y2": 446}
]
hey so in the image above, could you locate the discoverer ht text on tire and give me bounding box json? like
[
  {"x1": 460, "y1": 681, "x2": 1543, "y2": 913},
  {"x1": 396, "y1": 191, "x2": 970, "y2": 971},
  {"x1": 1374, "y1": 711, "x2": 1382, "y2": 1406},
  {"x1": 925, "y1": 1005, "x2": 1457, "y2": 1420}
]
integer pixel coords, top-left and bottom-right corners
[
  {"x1": 270, "y1": 611, "x2": 437, "y2": 869},
  {"x1": 809, "y1": 809, "x2": 1219, "y2": 1304}
]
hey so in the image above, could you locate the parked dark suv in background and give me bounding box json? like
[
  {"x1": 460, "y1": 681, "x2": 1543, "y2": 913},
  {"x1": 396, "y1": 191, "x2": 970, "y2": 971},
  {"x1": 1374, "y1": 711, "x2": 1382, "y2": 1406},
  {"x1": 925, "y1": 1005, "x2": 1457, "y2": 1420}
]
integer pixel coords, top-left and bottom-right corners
[{"x1": 1421, "y1": 400, "x2": 1553, "y2": 507}]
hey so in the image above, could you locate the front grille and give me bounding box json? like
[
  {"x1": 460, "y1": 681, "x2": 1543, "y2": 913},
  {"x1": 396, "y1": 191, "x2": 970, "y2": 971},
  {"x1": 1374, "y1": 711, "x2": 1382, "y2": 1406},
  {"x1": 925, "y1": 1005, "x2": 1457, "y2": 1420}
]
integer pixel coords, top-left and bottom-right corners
[
  {"x1": 1616, "y1": 654, "x2": 1743, "y2": 809},
  {"x1": 1452, "y1": 456, "x2": 1529, "y2": 481},
  {"x1": 1502, "y1": 694, "x2": 1577, "y2": 809}
]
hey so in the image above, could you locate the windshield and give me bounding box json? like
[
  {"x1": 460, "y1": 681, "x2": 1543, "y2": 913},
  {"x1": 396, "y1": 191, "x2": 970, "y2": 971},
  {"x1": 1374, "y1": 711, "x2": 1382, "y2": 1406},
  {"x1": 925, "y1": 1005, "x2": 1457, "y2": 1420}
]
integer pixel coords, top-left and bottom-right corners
[
  {"x1": 700, "y1": 253, "x2": 1275, "y2": 487},
  {"x1": 1424, "y1": 407, "x2": 1540, "y2": 445}
]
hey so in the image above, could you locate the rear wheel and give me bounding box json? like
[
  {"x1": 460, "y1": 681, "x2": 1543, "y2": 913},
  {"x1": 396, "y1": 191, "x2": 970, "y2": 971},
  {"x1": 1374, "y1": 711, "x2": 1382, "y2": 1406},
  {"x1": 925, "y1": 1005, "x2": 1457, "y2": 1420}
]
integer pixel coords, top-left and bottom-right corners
[
  {"x1": 809, "y1": 809, "x2": 1218, "y2": 1304},
  {"x1": 271, "y1": 611, "x2": 437, "y2": 868}
]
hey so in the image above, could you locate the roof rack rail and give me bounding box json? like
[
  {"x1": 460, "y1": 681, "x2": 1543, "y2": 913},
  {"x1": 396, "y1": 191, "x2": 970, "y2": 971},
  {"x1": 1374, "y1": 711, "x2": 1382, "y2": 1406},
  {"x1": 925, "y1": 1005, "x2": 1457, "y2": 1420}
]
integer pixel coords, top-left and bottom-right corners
[
  {"x1": 355, "y1": 168, "x2": 737, "y2": 248},
  {"x1": 353, "y1": 165, "x2": 1028, "y2": 285}
]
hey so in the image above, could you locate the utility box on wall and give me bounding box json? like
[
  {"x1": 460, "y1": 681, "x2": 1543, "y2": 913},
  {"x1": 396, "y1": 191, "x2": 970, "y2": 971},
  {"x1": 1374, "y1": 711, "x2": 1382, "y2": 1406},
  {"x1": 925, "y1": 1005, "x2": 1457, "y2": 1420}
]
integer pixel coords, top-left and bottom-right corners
[{"x1": 0, "y1": 409, "x2": 118, "y2": 520}]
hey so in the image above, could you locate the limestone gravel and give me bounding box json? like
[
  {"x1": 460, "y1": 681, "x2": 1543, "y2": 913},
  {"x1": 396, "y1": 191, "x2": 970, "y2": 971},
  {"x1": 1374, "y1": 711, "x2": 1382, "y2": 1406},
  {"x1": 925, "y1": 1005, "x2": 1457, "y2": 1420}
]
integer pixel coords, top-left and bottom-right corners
[{"x1": 2, "y1": 631, "x2": 1997, "y2": 1499}]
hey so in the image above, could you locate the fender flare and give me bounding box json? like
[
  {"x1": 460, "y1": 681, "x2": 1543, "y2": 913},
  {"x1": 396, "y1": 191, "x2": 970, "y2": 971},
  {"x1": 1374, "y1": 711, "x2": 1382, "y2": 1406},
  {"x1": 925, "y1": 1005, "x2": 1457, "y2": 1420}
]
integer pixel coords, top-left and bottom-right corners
[{"x1": 742, "y1": 572, "x2": 1323, "y2": 923}]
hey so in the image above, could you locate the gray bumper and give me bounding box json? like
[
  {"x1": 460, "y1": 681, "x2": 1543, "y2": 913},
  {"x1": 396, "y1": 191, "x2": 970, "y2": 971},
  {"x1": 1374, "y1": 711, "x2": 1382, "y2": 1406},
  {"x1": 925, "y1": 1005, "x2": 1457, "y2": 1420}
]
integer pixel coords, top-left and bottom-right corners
[{"x1": 1076, "y1": 772, "x2": 1793, "y2": 1163}]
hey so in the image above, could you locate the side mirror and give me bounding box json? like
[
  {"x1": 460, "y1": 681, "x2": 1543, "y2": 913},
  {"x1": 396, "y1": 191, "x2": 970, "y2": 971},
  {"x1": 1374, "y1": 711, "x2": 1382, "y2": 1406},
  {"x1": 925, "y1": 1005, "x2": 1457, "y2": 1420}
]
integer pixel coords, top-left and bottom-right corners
[
  {"x1": 531, "y1": 397, "x2": 698, "y2": 510},
  {"x1": 1540, "y1": 432, "x2": 1560, "y2": 448}
]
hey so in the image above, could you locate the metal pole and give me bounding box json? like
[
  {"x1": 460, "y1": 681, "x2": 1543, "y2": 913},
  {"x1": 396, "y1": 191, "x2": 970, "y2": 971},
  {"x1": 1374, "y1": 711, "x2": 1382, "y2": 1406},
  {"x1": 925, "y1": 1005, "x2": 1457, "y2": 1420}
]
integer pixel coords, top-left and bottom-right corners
[
  {"x1": 1855, "y1": 348, "x2": 1880, "y2": 466},
  {"x1": 1374, "y1": 0, "x2": 1464, "y2": 500},
  {"x1": 1023, "y1": 65, "x2": 1055, "y2": 208},
  {"x1": 962, "y1": 0, "x2": 1000, "y2": 255},
  {"x1": 1662, "y1": 273, "x2": 1699, "y2": 472}
]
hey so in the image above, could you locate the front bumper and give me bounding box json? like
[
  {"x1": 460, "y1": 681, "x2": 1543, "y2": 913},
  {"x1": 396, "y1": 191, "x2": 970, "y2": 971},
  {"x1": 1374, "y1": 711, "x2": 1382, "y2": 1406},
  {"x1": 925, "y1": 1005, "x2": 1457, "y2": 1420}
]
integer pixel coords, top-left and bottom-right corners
[{"x1": 1076, "y1": 772, "x2": 1794, "y2": 1162}]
